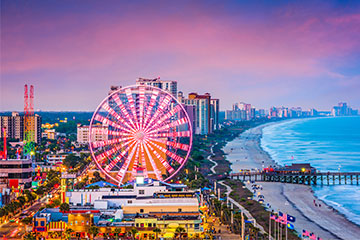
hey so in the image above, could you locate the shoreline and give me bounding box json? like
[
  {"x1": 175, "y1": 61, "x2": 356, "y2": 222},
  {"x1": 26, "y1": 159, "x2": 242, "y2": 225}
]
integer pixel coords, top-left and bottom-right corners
[{"x1": 223, "y1": 121, "x2": 360, "y2": 240}]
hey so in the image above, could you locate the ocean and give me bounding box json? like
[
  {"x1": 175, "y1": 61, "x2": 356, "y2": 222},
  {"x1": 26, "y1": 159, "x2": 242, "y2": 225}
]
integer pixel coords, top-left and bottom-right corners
[{"x1": 261, "y1": 116, "x2": 360, "y2": 225}]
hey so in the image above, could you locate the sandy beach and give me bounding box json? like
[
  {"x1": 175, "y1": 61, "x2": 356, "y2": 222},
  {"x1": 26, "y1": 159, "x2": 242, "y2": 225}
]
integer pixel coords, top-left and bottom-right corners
[{"x1": 223, "y1": 123, "x2": 360, "y2": 240}]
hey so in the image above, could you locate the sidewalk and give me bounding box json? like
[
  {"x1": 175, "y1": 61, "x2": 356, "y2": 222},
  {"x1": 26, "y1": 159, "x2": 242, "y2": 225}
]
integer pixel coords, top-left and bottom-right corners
[
  {"x1": 219, "y1": 180, "x2": 269, "y2": 236},
  {"x1": 213, "y1": 220, "x2": 241, "y2": 240}
]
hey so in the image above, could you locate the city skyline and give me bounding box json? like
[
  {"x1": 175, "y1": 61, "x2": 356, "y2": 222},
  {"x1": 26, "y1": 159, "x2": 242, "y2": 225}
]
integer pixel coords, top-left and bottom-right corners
[{"x1": 1, "y1": 0, "x2": 360, "y2": 111}]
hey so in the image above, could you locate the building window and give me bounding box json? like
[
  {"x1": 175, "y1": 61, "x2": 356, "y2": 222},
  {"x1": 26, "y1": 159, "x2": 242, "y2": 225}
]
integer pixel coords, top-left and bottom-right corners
[
  {"x1": 40, "y1": 221, "x2": 45, "y2": 227},
  {"x1": 139, "y1": 190, "x2": 145, "y2": 195},
  {"x1": 128, "y1": 200, "x2": 132, "y2": 204},
  {"x1": 148, "y1": 223, "x2": 152, "y2": 227},
  {"x1": 136, "y1": 223, "x2": 139, "y2": 227},
  {"x1": 178, "y1": 208, "x2": 182, "y2": 212},
  {"x1": 141, "y1": 223, "x2": 144, "y2": 227},
  {"x1": 140, "y1": 209, "x2": 144, "y2": 213},
  {"x1": 153, "y1": 223, "x2": 156, "y2": 227},
  {"x1": 35, "y1": 221, "x2": 38, "y2": 227},
  {"x1": 75, "y1": 220, "x2": 78, "y2": 224}
]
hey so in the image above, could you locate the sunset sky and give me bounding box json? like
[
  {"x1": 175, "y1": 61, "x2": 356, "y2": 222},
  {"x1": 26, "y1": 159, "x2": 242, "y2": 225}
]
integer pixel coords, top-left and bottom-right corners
[{"x1": 1, "y1": 0, "x2": 360, "y2": 111}]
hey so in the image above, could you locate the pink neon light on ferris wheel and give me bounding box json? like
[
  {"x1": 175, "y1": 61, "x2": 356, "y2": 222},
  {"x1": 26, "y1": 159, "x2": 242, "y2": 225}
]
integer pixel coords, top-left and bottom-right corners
[{"x1": 89, "y1": 85, "x2": 193, "y2": 186}]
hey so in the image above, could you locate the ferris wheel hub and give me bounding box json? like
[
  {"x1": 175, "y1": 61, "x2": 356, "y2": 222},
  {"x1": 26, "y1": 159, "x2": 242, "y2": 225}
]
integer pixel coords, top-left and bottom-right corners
[{"x1": 134, "y1": 131, "x2": 146, "y2": 141}]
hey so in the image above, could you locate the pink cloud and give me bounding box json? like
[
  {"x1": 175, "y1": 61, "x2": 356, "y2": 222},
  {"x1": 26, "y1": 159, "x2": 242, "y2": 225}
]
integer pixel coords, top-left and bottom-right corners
[{"x1": 1, "y1": 1, "x2": 359, "y2": 110}]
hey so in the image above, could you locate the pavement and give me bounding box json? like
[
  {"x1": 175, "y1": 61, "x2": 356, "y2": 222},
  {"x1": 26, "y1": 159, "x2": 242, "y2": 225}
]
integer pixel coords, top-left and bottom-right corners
[{"x1": 211, "y1": 216, "x2": 241, "y2": 240}]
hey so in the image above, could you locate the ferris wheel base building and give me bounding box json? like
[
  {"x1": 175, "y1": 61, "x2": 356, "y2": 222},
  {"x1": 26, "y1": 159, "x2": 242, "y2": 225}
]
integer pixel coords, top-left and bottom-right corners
[{"x1": 34, "y1": 179, "x2": 204, "y2": 239}]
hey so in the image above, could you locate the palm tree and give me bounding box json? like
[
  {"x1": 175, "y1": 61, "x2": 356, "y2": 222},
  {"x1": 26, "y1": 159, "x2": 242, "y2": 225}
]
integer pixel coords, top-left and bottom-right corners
[
  {"x1": 130, "y1": 228, "x2": 138, "y2": 240},
  {"x1": 175, "y1": 226, "x2": 186, "y2": 239},
  {"x1": 23, "y1": 232, "x2": 37, "y2": 240},
  {"x1": 114, "y1": 227, "x2": 122, "y2": 240},
  {"x1": 153, "y1": 227, "x2": 161, "y2": 240},
  {"x1": 88, "y1": 226, "x2": 99, "y2": 240},
  {"x1": 65, "y1": 228, "x2": 74, "y2": 240},
  {"x1": 59, "y1": 202, "x2": 70, "y2": 212}
]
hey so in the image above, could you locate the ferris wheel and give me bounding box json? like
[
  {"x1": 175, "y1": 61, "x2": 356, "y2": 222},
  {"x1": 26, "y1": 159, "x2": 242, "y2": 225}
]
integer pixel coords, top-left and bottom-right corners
[{"x1": 89, "y1": 85, "x2": 193, "y2": 186}]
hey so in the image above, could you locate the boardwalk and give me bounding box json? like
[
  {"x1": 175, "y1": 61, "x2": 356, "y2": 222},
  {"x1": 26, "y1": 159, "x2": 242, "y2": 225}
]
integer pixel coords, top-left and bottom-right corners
[{"x1": 230, "y1": 172, "x2": 360, "y2": 185}]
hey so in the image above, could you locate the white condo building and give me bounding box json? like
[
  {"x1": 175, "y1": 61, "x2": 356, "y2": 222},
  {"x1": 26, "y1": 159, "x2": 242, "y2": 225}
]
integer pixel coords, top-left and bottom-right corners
[{"x1": 77, "y1": 124, "x2": 108, "y2": 144}]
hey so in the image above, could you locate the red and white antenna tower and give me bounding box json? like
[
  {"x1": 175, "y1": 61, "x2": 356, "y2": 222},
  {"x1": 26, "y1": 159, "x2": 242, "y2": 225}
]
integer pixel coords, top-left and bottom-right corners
[
  {"x1": 30, "y1": 85, "x2": 34, "y2": 115},
  {"x1": 24, "y1": 84, "x2": 29, "y2": 116}
]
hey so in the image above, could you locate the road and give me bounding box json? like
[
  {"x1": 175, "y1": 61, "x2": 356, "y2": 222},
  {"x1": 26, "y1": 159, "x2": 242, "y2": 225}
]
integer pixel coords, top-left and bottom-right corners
[
  {"x1": 0, "y1": 197, "x2": 47, "y2": 239},
  {"x1": 0, "y1": 163, "x2": 91, "y2": 240}
]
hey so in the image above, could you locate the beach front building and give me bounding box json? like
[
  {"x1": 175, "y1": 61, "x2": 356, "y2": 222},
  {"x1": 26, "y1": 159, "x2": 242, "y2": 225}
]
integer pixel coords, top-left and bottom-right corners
[
  {"x1": 179, "y1": 92, "x2": 212, "y2": 135},
  {"x1": 135, "y1": 77, "x2": 178, "y2": 97},
  {"x1": 276, "y1": 163, "x2": 317, "y2": 174}
]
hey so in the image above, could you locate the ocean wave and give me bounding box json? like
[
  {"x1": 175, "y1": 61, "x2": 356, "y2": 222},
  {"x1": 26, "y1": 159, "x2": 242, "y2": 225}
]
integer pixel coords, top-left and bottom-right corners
[{"x1": 261, "y1": 117, "x2": 360, "y2": 225}]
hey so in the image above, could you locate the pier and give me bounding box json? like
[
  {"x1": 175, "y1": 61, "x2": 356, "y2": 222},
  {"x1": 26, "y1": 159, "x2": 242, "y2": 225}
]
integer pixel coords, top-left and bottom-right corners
[{"x1": 229, "y1": 172, "x2": 360, "y2": 186}]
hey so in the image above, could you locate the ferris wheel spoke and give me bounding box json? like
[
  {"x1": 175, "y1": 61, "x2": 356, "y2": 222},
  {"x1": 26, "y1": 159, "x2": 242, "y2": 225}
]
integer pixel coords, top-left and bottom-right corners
[
  {"x1": 148, "y1": 130, "x2": 191, "y2": 138},
  {"x1": 94, "y1": 114, "x2": 132, "y2": 134},
  {"x1": 143, "y1": 95, "x2": 172, "y2": 131},
  {"x1": 107, "y1": 130, "x2": 133, "y2": 137},
  {"x1": 95, "y1": 140, "x2": 132, "y2": 166},
  {"x1": 138, "y1": 86, "x2": 145, "y2": 129},
  {"x1": 143, "y1": 89, "x2": 159, "y2": 129},
  {"x1": 116, "y1": 142, "x2": 139, "y2": 184},
  {"x1": 125, "y1": 88, "x2": 139, "y2": 130},
  {"x1": 145, "y1": 140, "x2": 175, "y2": 174},
  {"x1": 139, "y1": 143, "x2": 149, "y2": 178},
  {"x1": 147, "y1": 140, "x2": 185, "y2": 165},
  {"x1": 103, "y1": 143, "x2": 133, "y2": 172},
  {"x1": 96, "y1": 138, "x2": 134, "y2": 160},
  {"x1": 111, "y1": 94, "x2": 138, "y2": 130},
  {"x1": 142, "y1": 142, "x2": 163, "y2": 180},
  {"x1": 91, "y1": 138, "x2": 123, "y2": 148},
  {"x1": 131, "y1": 146, "x2": 140, "y2": 180},
  {"x1": 146, "y1": 117, "x2": 189, "y2": 135},
  {"x1": 147, "y1": 137, "x2": 190, "y2": 151},
  {"x1": 144, "y1": 104, "x2": 182, "y2": 132},
  {"x1": 101, "y1": 102, "x2": 136, "y2": 132}
]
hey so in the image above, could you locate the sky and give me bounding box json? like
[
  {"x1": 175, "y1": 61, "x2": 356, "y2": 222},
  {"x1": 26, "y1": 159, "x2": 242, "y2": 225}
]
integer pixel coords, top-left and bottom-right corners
[{"x1": 1, "y1": 0, "x2": 360, "y2": 111}]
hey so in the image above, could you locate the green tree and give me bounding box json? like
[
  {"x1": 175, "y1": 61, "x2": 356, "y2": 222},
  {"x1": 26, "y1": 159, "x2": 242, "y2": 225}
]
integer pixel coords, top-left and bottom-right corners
[
  {"x1": 59, "y1": 203, "x2": 70, "y2": 212},
  {"x1": 23, "y1": 232, "x2": 37, "y2": 240},
  {"x1": 63, "y1": 154, "x2": 81, "y2": 168},
  {"x1": 114, "y1": 227, "x2": 122, "y2": 240},
  {"x1": 21, "y1": 216, "x2": 33, "y2": 225},
  {"x1": 130, "y1": 228, "x2": 138, "y2": 240},
  {"x1": 53, "y1": 198, "x2": 61, "y2": 207},
  {"x1": 89, "y1": 226, "x2": 99, "y2": 240},
  {"x1": 17, "y1": 196, "x2": 26, "y2": 205},
  {"x1": 65, "y1": 228, "x2": 74, "y2": 240},
  {"x1": 35, "y1": 186, "x2": 45, "y2": 195},
  {"x1": 175, "y1": 226, "x2": 185, "y2": 239},
  {"x1": 153, "y1": 227, "x2": 161, "y2": 240}
]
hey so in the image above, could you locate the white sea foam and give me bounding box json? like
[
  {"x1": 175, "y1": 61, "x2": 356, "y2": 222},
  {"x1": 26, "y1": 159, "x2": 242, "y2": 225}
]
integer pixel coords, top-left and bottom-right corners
[{"x1": 261, "y1": 116, "x2": 360, "y2": 225}]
